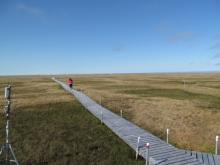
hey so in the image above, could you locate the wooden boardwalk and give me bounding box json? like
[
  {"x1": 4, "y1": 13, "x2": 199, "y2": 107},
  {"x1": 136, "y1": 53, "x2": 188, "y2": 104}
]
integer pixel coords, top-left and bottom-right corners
[{"x1": 53, "y1": 78, "x2": 220, "y2": 165}]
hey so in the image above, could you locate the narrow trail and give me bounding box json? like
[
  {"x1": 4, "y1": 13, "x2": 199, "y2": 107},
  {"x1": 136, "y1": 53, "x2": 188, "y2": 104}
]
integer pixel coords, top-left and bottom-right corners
[{"x1": 53, "y1": 78, "x2": 220, "y2": 165}]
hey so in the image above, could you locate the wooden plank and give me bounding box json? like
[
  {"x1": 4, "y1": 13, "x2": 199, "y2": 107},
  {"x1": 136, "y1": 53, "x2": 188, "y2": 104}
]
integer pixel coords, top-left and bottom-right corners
[
  {"x1": 213, "y1": 155, "x2": 220, "y2": 165},
  {"x1": 152, "y1": 150, "x2": 185, "y2": 160},
  {"x1": 149, "y1": 146, "x2": 174, "y2": 155},
  {"x1": 191, "y1": 151, "x2": 197, "y2": 158},
  {"x1": 159, "y1": 156, "x2": 198, "y2": 165},
  {"x1": 149, "y1": 148, "x2": 177, "y2": 157},
  {"x1": 202, "y1": 153, "x2": 209, "y2": 165},
  {"x1": 180, "y1": 160, "x2": 204, "y2": 165},
  {"x1": 207, "y1": 154, "x2": 215, "y2": 165},
  {"x1": 196, "y1": 152, "x2": 203, "y2": 163},
  {"x1": 184, "y1": 150, "x2": 192, "y2": 156},
  {"x1": 150, "y1": 144, "x2": 173, "y2": 151}
]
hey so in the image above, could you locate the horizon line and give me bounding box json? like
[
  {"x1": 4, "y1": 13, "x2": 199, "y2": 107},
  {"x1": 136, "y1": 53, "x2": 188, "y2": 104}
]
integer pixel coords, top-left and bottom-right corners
[{"x1": 1, "y1": 70, "x2": 220, "y2": 77}]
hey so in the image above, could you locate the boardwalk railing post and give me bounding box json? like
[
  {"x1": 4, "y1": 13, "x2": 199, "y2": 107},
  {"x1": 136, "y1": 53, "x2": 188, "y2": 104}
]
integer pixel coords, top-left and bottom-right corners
[
  {"x1": 166, "y1": 129, "x2": 169, "y2": 144},
  {"x1": 100, "y1": 96, "x2": 102, "y2": 106},
  {"x1": 216, "y1": 135, "x2": 219, "y2": 155},
  {"x1": 99, "y1": 95, "x2": 103, "y2": 124},
  {"x1": 120, "y1": 110, "x2": 123, "y2": 118},
  {"x1": 136, "y1": 136, "x2": 140, "y2": 160},
  {"x1": 183, "y1": 79, "x2": 186, "y2": 89},
  {"x1": 145, "y1": 143, "x2": 150, "y2": 165},
  {"x1": 101, "y1": 109, "x2": 103, "y2": 124}
]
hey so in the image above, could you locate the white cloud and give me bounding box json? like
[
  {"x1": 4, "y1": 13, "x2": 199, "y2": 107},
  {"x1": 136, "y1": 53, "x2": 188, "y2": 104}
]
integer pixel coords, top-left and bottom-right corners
[
  {"x1": 169, "y1": 32, "x2": 194, "y2": 44},
  {"x1": 112, "y1": 47, "x2": 126, "y2": 52},
  {"x1": 16, "y1": 4, "x2": 44, "y2": 16},
  {"x1": 213, "y1": 53, "x2": 220, "y2": 59},
  {"x1": 210, "y1": 43, "x2": 220, "y2": 49}
]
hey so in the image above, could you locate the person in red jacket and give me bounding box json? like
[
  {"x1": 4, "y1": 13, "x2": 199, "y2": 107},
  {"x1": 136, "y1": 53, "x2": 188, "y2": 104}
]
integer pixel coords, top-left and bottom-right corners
[{"x1": 67, "y1": 78, "x2": 73, "y2": 88}]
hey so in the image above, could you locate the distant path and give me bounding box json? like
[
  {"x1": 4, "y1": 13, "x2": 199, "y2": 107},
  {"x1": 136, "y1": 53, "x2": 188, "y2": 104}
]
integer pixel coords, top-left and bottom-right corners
[{"x1": 53, "y1": 78, "x2": 220, "y2": 165}]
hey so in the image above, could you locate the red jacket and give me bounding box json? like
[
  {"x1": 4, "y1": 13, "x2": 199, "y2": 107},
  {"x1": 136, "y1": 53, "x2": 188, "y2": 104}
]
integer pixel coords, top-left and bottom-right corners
[{"x1": 67, "y1": 79, "x2": 73, "y2": 85}]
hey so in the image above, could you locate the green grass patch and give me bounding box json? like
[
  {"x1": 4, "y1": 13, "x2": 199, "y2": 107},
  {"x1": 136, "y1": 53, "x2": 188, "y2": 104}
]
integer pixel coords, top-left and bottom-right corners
[
  {"x1": 122, "y1": 88, "x2": 220, "y2": 110},
  {"x1": 123, "y1": 88, "x2": 200, "y2": 100},
  {"x1": 0, "y1": 101, "x2": 144, "y2": 165},
  {"x1": 75, "y1": 80, "x2": 113, "y2": 86}
]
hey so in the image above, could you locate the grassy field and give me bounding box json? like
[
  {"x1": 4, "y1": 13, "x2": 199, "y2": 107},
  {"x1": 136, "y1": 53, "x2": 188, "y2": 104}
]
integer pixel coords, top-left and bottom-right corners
[
  {"x1": 0, "y1": 76, "x2": 144, "y2": 165},
  {"x1": 58, "y1": 73, "x2": 220, "y2": 153}
]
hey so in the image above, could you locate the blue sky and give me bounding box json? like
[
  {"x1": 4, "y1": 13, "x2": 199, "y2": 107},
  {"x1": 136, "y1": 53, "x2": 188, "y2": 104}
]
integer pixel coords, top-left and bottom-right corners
[{"x1": 0, "y1": 0, "x2": 220, "y2": 75}]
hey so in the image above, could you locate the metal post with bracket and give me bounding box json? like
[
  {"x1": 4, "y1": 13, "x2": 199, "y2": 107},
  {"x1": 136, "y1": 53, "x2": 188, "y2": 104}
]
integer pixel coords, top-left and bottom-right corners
[{"x1": 0, "y1": 85, "x2": 19, "y2": 165}]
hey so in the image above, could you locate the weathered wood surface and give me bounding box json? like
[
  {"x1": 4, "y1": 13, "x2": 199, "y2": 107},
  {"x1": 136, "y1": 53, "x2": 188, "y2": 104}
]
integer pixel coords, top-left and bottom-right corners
[{"x1": 53, "y1": 78, "x2": 220, "y2": 165}]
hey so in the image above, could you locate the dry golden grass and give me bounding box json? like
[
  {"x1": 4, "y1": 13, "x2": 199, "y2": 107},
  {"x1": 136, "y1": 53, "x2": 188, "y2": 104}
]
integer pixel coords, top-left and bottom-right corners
[
  {"x1": 0, "y1": 76, "x2": 73, "y2": 110},
  {"x1": 58, "y1": 73, "x2": 220, "y2": 153}
]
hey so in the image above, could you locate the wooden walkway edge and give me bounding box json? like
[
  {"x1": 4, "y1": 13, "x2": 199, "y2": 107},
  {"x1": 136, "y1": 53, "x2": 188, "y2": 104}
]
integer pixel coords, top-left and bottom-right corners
[{"x1": 53, "y1": 78, "x2": 220, "y2": 165}]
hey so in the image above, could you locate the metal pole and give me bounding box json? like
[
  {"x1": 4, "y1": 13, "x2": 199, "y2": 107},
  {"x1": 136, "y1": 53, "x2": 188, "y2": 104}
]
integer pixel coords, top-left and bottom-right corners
[
  {"x1": 0, "y1": 85, "x2": 19, "y2": 165},
  {"x1": 166, "y1": 129, "x2": 169, "y2": 144},
  {"x1": 145, "y1": 143, "x2": 150, "y2": 165},
  {"x1": 136, "y1": 136, "x2": 140, "y2": 160},
  {"x1": 5, "y1": 85, "x2": 11, "y2": 100},
  {"x1": 5, "y1": 87, "x2": 8, "y2": 99},
  {"x1": 101, "y1": 109, "x2": 103, "y2": 124},
  {"x1": 216, "y1": 136, "x2": 219, "y2": 155},
  {"x1": 120, "y1": 110, "x2": 123, "y2": 118},
  {"x1": 6, "y1": 105, "x2": 10, "y2": 162},
  {"x1": 9, "y1": 145, "x2": 19, "y2": 165},
  {"x1": 6, "y1": 120, "x2": 9, "y2": 161},
  {"x1": 6, "y1": 120, "x2": 9, "y2": 144}
]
